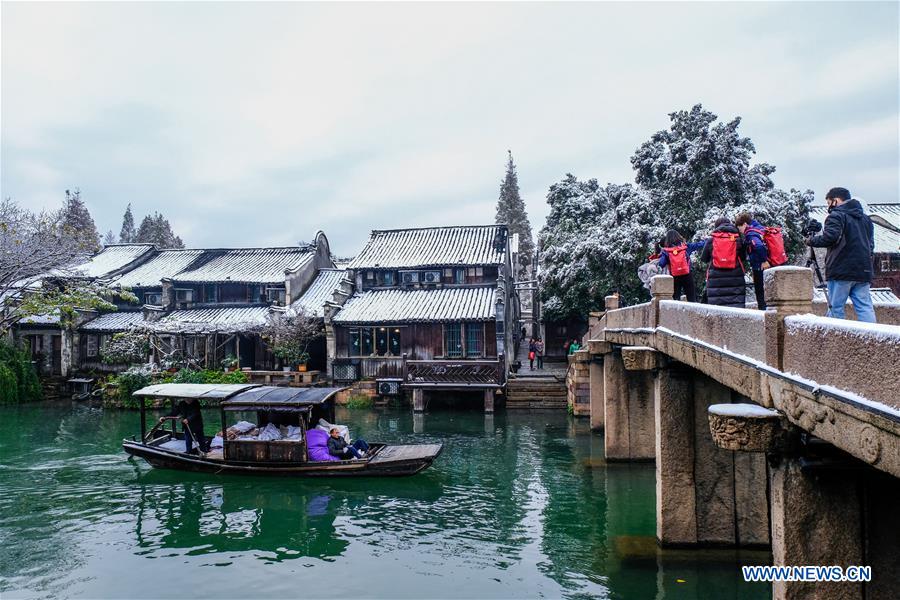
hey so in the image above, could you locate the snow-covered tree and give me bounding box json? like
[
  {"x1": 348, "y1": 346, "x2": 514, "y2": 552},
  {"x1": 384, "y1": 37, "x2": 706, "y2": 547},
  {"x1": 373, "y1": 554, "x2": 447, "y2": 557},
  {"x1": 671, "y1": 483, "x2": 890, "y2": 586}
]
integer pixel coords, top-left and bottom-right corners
[
  {"x1": 103, "y1": 230, "x2": 117, "y2": 246},
  {"x1": 539, "y1": 104, "x2": 814, "y2": 314},
  {"x1": 119, "y1": 203, "x2": 136, "y2": 243},
  {"x1": 495, "y1": 151, "x2": 534, "y2": 275},
  {"x1": 630, "y1": 104, "x2": 775, "y2": 239},
  {"x1": 62, "y1": 189, "x2": 101, "y2": 252},
  {"x1": 135, "y1": 212, "x2": 185, "y2": 249}
]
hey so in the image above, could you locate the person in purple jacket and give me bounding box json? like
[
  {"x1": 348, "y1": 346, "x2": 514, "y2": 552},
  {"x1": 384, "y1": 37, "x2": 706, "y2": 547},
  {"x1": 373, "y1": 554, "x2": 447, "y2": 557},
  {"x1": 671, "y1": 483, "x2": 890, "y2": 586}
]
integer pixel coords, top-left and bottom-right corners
[{"x1": 658, "y1": 230, "x2": 705, "y2": 302}]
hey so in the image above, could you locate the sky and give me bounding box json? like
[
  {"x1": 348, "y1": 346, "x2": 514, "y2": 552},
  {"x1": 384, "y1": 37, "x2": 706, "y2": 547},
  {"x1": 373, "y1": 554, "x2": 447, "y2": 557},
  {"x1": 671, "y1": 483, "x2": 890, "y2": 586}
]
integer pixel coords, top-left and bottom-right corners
[{"x1": 2, "y1": 1, "x2": 898, "y2": 257}]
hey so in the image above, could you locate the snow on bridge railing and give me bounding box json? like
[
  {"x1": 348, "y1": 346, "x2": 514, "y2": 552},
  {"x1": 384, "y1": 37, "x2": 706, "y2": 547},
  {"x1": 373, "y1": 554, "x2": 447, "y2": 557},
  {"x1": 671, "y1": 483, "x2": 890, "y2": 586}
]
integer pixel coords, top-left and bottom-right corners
[
  {"x1": 604, "y1": 301, "x2": 653, "y2": 330},
  {"x1": 658, "y1": 300, "x2": 767, "y2": 363},
  {"x1": 784, "y1": 315, "x2": 900, "y2": 411}
]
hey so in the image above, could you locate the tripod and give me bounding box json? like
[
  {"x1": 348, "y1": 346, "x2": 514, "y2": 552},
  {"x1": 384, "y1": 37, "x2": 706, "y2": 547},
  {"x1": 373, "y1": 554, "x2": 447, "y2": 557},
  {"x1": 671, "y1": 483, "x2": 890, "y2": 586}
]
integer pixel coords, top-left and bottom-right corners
[{"x1": 805, "y1": 246, "x2": 829, "y2": 306}]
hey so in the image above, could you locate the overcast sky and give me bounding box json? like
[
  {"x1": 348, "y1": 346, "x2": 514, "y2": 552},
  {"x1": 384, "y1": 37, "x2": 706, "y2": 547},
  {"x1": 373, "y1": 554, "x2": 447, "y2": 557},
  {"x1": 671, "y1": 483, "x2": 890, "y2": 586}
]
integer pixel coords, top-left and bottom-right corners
[{"x1": 2, "y1": 2, "x2": 897, "y2": 257}]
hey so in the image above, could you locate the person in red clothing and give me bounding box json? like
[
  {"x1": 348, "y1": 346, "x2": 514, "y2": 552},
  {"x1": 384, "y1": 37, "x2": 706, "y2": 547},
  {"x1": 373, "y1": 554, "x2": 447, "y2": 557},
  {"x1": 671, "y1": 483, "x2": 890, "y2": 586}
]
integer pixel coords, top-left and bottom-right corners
[{"x1": 658, "y1": 230, "x2": 705, "y2": 302}]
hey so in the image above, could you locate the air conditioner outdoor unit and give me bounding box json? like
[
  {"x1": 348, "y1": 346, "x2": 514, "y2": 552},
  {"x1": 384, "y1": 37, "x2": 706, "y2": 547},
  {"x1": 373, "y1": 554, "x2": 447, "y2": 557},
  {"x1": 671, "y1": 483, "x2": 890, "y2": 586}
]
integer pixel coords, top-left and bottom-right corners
[
  {"x1": 401, "y1": 271, "x2": 420, "y2": 285},
  {"x1": 422, "y1": 270, "x2": 441, "y2": 284},
  {"x1": 377, "y1": 379, "x2": 402, "y2": 396}
]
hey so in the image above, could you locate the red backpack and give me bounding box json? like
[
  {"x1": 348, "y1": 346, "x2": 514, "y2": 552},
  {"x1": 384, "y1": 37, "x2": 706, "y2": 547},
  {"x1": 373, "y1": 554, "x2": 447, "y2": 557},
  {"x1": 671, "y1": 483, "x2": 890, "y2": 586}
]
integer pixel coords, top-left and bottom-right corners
[
  {"x1": 711, "y1": 232, "x2": 740, "y2": 269},
  {"x1": 763, "y1": 226, "x2": 788, "y2": 266},
  {"x1": 663, "y1": 243, "x2": 690, "y2": 276}
]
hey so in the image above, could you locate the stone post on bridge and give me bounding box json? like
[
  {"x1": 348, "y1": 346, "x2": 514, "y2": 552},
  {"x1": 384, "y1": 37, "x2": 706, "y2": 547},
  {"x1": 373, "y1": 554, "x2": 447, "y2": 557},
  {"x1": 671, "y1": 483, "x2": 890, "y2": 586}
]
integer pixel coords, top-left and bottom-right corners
[{"x1": 763, "y1": 266, "x2": 813, "y2": 372}]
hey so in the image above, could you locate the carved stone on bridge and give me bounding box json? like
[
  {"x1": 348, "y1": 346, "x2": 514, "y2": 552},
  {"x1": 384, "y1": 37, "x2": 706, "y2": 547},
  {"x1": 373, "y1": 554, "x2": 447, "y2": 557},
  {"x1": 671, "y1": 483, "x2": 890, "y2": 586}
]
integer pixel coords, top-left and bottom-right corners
[
  {"x1": 708, "y1": 403, "x2": 791, "y2": 453},
  {"x1": 650, "y1": 274, "x2": 674, "y2": 299},
  {"x1": 621, "y1": 346, "x2": 660, "y2": 371}
]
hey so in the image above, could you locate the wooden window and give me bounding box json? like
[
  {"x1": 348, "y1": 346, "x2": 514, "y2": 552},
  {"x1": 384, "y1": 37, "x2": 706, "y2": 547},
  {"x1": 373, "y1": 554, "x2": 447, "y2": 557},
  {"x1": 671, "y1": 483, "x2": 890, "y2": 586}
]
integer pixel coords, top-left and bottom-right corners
[
  {"x1": 389, "y1": 328, "x2": 401, "y2": 356},
  {"x1": 465, "y1": 323, "x2": 484, "y2": 357},
  {"x1": 454, "y1": 268, "x2": 465, "y2": 284},
  {"x1": 444, "y1": 323, "x2": 462, "y2": 358},
  {"x1": 361, "y1": 328, "x2": 373, "y2": 355},
  {"x1": 266, "y1": 287, "x2": 286, "y2": 305},
  {"x1": 349, "y1": 328, "x2": 361, "y2": 355},
  {"x1": 205, "y1": 284, "x2": 217, "y2": 303},
  {"x1": 86, "y1": 335, "x2": 99, "y2": 358},
  {"x1": 375, "y1": 327, "x2": 389, "y2": 356},
  {"x1": 175, "y1": 288, "x2": 194, "y2": 303},
  {"x1": 366, "y1": 271, "x2": 375, "y2": 280},
  {"x1": 382, "y1": 271, "x2": 395, "y2": 286}
]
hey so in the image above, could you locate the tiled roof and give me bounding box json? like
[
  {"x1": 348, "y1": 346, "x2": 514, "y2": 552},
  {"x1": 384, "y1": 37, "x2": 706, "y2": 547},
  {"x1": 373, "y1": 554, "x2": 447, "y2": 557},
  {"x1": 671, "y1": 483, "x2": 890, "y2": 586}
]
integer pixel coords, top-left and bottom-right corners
[
  {"x1": 808, "y1": 205, "x2": 900, "y2": 255},
  {"x1": 169, "y1": 247, "x2": 315, "y2": 284},
  {"x1": 69, "y1": 244, "x2": 156, "y2": 278},
  {"x1": 347, "y1": 225, "x2": 507, "y2": 269},
  {"x1": 109, "y1": 249, "x2": 206, "y2": 288},
  {"x1": 80, "y1": 311, "x2": 148, "y2": 332},
  {"x1": 288, "y1": 269, "x2": 347, "y2": 318},
  {"x1": 813, "y1": 287, "x2": 900, "y2": 305},
  {"x1": 869, "y1": 203, "x2": 900, "y2": 230},
  {"x1": 333, "y1": 286, "x2": 497, "y2": 324},
  {"x1": 19, "y1": 311, "x2": 60, "y2": 326},
  {"x1": 153, "y1": 305, "x2": 272, "y2": 334}
]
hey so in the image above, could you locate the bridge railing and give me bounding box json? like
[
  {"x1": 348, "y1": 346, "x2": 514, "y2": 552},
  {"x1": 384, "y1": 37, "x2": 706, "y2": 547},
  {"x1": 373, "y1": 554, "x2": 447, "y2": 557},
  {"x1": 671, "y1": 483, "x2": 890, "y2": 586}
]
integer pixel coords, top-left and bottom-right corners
[{"x1": 658, "y1": 300, "x2": 767, "y2": 363}]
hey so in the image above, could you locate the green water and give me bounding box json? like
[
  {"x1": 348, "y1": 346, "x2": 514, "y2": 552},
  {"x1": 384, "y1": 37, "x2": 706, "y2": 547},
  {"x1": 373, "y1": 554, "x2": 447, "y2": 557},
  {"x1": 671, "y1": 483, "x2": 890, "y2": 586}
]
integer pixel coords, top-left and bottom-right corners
[{"x1": 0, "y1": 403, "x2": 771, "y2": 599}]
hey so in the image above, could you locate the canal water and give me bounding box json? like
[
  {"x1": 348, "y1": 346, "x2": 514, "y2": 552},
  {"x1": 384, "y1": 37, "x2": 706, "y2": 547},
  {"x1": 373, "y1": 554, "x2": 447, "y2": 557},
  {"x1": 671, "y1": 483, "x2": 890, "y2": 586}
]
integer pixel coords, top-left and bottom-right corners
[{"x1": 0, "y1": 403, "x2": 771, "y2": 599}]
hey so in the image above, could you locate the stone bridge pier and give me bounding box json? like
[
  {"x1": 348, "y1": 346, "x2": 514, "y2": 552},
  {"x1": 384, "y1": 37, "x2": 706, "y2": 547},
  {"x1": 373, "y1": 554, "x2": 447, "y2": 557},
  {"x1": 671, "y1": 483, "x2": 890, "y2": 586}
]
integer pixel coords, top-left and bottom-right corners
[{"x1": 589, "y1": 269, "x2": 900, "y2": 600}]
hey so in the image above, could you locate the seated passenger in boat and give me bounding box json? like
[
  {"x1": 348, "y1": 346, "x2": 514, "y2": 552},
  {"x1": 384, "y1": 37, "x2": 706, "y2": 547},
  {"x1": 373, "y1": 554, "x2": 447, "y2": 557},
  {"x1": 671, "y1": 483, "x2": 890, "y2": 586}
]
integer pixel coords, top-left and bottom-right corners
[
  {"x1": 327, "y1": 428, "x2": 369, "y2": 459},
  {"x1": 159, "y1": 397, "x2": 206, "y2": 454}
]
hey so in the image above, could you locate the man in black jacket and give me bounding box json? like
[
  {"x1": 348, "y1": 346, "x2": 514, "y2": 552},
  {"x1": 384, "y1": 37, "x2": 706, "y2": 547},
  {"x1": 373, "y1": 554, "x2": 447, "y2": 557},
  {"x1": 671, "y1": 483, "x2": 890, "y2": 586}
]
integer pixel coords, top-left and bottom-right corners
[
  {"x1": 807, "y1": 187, "x2": 876, "y2": 323},
  {"x1": 159, "y1": 397, "x2": 206, "y2": 454}
]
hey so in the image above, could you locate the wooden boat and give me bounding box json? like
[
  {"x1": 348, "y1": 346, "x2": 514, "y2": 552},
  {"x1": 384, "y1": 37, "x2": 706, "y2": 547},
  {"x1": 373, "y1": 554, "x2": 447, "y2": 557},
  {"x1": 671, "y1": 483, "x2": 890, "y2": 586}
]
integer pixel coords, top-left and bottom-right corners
[{"x1": 122, "y1": 383, "x2": 442, "y2": 477}]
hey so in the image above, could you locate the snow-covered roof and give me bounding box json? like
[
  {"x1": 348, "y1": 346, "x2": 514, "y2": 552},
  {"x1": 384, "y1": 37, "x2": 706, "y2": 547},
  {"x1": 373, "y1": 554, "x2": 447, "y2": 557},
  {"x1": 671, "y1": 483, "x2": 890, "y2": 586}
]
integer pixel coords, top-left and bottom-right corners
[
  {"x1": 348, "y1": 225, "x2": 507, "y2": 270},
  {"x1": 809, "y1": 205, "x2": 900, "y2": 254},
  {"x1": 333, "y1": 286, "x2": 497, "y2": 324},
  {"x1": 80, "y1": 311, "x2": 148, "y2": 332},
  {"x1": 18, "y1": 311, "x2": 61, "y2": 326},
  {"x1": 68, "y1": 244, "x2": 156, "y2": 278},
  {"x1": 813, "y1": 287, "x2": 900, "y2": 305},
  {"x1": 168, "y1": 247, "x2": 314, "y2": 284},
  {"x1": 153, "y1": 305, "x2": 272, "y2": 334},
  {"x1": 288, "y1": 269, "x2": 347, "y2": 318},
  {"x1": 109, "y1": 249, "x2": 206, "y2": 288}
]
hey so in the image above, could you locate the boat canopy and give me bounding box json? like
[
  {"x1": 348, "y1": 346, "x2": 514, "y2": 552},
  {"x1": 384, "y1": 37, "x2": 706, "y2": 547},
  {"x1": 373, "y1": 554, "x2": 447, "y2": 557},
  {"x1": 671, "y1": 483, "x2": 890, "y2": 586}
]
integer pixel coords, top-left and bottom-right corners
[
  {"x1": 132, "y1": 383, "x2": 260, "y2": 400},
  {"x1": 222, "y1": 386, "x2": 344, "y2": 412}
]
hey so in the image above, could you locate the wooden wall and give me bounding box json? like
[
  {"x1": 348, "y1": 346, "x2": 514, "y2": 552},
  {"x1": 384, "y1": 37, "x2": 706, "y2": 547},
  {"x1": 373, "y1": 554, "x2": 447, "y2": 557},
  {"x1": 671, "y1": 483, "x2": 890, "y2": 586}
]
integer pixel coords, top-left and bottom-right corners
[{"x1": 334, "y1": 321, "x2": 498, "y2": 360}]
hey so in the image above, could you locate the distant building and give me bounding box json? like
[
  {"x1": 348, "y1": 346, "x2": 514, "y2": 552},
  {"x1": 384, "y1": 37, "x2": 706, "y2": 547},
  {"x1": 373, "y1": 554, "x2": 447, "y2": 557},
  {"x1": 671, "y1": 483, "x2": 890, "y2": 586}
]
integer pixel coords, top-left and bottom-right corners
[
  {"x1": 325, "y1": 225, "x2": 519, "y2": 395},
  {"x1": 13, "y1": 233, "x2": 339, "y2": 377}
]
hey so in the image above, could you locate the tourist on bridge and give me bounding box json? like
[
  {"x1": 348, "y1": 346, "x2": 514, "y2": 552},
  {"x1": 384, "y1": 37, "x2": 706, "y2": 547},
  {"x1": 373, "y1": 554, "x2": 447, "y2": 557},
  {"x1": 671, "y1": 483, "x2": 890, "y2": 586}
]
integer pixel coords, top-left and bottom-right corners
[
  {"x1": 658, "y1": 229, "x2": 705, "y2": 302},
  {"x1": 807, "y1": 187, "x2": 876, "y2": 323},
  {"x1": 700, "y1": 217, "x2": 746, "y2": 308},
  {"x1": 735, "y1": 212, "x2": 789, "y2": 310}
]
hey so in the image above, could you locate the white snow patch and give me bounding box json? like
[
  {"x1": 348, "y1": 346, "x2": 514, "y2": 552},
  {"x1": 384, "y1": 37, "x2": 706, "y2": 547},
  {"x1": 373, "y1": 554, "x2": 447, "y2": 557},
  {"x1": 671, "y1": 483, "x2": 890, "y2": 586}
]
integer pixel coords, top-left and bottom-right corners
[
  {"x1": 709, "y1": 403, "x2": 780, "y2": 418},
  {"x1": 660, "y1": 300, "x2": 765, "y2": 321},
  {"x1": 786, "y1": 314, "x2": 900, "y2": 344}
]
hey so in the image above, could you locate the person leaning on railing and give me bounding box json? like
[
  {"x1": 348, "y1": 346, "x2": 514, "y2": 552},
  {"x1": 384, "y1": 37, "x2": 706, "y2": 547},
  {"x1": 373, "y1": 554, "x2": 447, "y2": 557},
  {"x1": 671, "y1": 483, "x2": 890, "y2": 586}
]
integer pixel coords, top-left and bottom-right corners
[{"x1": 806, "y1": 187, "x2": 877, "y2": 323}]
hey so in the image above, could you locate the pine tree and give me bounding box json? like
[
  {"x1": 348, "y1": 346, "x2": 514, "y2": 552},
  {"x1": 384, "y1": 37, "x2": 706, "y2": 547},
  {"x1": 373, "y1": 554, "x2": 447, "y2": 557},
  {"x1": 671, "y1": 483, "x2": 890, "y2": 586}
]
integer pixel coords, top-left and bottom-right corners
[
  {"x1": 103, "y1": 230, "x2": 117, "y2": 246},
  {"x1": 135, "y1": 212, "x2": 185, "y2": 249},
  {"x1": 119, "y1": 203, "x2": 136, "y2": 243},
  {"x1": 495, "y1": 151, "x2": 534, "y2": 276},
  {"x1": 62, "y1": 189, "x2": 101, "y2": 252}
]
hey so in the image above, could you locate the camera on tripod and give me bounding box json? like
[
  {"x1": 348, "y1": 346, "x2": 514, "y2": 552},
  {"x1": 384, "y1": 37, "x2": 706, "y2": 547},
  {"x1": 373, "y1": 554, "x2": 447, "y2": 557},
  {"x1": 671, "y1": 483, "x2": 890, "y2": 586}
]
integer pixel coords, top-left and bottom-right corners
[{"x1": 803, "y1": 219, "x2": 822, "y2": 236}]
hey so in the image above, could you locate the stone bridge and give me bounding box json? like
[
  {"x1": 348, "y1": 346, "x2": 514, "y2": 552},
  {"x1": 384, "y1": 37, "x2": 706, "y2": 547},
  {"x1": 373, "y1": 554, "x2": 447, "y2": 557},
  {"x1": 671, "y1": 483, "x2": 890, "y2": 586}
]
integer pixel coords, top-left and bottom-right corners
[{"x1": 574, "y1": 267, "x2": 899, "y2": 600}]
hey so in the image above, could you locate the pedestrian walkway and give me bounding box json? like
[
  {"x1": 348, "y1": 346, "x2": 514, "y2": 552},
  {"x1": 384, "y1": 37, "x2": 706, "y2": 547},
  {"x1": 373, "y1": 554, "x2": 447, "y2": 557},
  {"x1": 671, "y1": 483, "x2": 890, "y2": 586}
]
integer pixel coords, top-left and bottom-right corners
[{"x1": 506, "y1": 341, "x2": 567, "y2": 409}]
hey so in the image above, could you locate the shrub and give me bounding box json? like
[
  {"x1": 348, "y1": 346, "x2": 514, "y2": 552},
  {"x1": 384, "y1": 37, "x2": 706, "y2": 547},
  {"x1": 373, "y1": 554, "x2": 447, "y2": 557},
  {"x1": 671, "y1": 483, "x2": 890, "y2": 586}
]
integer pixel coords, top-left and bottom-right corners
[
  {"x1": 114, "y1": 367, "x2": 152, "y2": 406},
  {"x1": 0, "y1": 341, "x2": 42, "y2": 403},
  {"x1": 0, "y1": 364, "x2": 17, "y2": 405},
  {"x1": 346, "y1": 394, "x2": 374, "y2": 409}
]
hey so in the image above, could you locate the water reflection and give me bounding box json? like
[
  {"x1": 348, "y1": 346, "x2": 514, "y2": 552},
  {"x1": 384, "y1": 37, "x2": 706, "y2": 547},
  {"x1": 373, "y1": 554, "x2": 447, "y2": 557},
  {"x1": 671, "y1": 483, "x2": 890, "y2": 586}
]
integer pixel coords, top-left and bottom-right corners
[{"x1": 0, "y1": 403, "x2": 770, "y2": 599}]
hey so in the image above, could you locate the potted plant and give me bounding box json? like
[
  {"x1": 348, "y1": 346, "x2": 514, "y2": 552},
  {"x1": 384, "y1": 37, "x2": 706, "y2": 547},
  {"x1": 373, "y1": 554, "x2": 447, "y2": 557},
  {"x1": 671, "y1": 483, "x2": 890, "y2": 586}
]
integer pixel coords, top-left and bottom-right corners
[
  {"x1": 220, "y1": 354, "x2": 238, "y2": 372},
  {"x1": 259, "y1": 309, "x2": 324, "y2": 375}
]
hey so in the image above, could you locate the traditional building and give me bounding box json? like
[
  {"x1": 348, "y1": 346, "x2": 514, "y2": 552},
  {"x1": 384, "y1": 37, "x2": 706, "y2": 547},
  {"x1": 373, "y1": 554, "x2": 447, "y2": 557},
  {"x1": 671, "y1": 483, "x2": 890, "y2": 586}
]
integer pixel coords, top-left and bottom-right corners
[
  {"x1": 14, "y1": 233, "x2": 339, "y2": 376},
  {"x1": 324, "y1": 225, "x2": 519, "y2": 407}
]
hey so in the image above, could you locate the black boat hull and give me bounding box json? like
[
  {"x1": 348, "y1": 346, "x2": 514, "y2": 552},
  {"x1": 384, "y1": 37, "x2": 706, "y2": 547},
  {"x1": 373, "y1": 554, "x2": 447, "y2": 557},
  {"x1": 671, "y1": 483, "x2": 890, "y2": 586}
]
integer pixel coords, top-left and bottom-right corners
[{"x1": 123, "y1": 440, "x2": 442, "y2": 477}]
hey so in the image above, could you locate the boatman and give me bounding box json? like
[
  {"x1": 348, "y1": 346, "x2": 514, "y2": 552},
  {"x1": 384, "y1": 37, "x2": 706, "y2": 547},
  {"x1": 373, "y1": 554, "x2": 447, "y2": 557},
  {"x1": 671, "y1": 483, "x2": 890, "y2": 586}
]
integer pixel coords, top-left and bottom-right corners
[{"x1": 159, "y1": 397, "x2": 206, "y2": 454}]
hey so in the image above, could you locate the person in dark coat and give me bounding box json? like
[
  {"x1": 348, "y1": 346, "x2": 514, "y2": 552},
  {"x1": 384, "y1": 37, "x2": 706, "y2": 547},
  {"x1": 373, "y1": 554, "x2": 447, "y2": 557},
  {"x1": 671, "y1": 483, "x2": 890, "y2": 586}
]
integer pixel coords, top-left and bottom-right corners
[
  {"x1": 734, "y1": 212, "x2": 770, "y2": 310},
  {"x1": 808, "y1": 187, "x2": 876, "y2": 322},
  {"x1": 700, "y1": 218, "x2": 746, "y2": 308},
  {"x1": 160, "y1": 397, "x2": 206, "y2": 454},
  {"x1": 327, "y1": 428, "x2": 369, "y2": 459}
]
